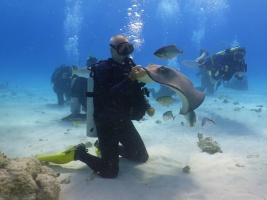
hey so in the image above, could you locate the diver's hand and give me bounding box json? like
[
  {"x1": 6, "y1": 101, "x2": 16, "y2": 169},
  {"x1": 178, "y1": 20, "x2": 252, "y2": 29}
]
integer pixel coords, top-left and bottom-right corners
[
  {"x1": 235, "y1": 71, "x2": 243, "y2": 80},
  {"x1": 129, "y1": 66, "x2": 147, "y2": 81},
  {"x1": 236, "y1": 71, "x2": 243, "y2": 77},
  {"x1": 146, "y1": 107, "x2": 155, "y2": 117}
]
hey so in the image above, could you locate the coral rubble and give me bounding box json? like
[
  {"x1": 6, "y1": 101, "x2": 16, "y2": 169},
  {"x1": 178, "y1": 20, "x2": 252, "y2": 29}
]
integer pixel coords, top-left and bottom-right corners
[
  {"x1": 197, "y1": 133, "x2": 223, "y2": 154},
  {"x1": 0, "y1": 152, "x2": 60, "y2": 200}
]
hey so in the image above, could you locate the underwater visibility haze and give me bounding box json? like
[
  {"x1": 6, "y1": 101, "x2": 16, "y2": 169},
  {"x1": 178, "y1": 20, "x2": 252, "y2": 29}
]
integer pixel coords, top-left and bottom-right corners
[{"x1": 1, "y1": 0, "x2": 267, "y2": 199}]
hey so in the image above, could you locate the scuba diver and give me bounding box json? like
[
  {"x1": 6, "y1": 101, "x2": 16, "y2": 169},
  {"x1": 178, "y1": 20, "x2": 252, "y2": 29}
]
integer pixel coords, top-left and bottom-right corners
[
  {"x1": 39, "y1": 35, "x2": 155, "y2": 179},
  {"x1": 51, "y1": 64, "x2": 76, "y2": 105},
  {"x1": 74, "y1": 35, "x2": 155, "y2": 178},
  {"x1": 61, "y1": 55, "x2": 98, "y2": 121},
  {"x1": 195, "y1": 46, "x2": 247, "y2": 94}
]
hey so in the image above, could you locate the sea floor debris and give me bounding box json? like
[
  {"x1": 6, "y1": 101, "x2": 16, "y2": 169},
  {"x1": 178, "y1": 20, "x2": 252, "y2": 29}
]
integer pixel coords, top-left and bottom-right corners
[{"x1": 197, "y1": 133, "x2": 223, "y2": 154}]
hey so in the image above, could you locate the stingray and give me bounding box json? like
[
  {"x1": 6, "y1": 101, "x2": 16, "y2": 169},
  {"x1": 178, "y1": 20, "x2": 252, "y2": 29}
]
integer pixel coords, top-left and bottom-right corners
[{"x1": 138, "y1": 64, "x2": 205, "y2": 115}]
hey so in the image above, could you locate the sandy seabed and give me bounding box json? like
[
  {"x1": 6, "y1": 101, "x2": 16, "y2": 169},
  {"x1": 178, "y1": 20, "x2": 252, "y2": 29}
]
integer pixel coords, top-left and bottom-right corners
[{"x1": 0, "y1": 82, "x2": 267, "y2": 200}]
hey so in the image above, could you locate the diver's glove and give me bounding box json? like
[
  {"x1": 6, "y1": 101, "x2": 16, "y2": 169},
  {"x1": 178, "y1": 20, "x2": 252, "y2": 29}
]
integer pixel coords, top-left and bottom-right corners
[
  {"x1": 146, "y1": 107, "x2": 155, "y2": 117},
  {"x1": 129, "y1": 66, "x2": 147, "y2": 81},
  {"x1": 235, "y1": 74, "x2": 243, "y2": 80}
]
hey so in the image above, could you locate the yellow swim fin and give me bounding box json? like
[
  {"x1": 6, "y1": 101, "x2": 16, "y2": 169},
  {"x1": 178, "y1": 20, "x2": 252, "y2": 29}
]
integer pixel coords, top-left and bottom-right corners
[
  {"x1": 36, "y1": 146, "x2": 76, "y2": 164},
  {"x1": 94, "y1": 140, "x2": 101, "y2": 157}
]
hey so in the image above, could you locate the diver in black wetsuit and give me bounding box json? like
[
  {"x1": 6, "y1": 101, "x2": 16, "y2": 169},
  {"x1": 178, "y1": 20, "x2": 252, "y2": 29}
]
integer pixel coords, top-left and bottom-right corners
[
  {"x1": 195, "y1": 47, "x2": 247, "y2": 94},
  {"x1": 73, "y1": 35, "x2": 155, "y2": 178},
  {"x1": 51, "y1": 64, "x2": 74, "y2": 105},
  {"x1": 61, "y1": 55, "x2": 98, "y2": 121}
]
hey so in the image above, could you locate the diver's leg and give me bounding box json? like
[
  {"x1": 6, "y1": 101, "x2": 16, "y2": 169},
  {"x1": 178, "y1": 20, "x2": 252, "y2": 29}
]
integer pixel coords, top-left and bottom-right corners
[
  {"x1": 75, "y1": 119, "x2": 119, "y2": 178},
  {"x1": 70, "y1": 97, "x2": 81, "y2": 113},
  {"x1": 70, "y1": 77, "x2": 82, "y2": 113},
  {"x1": 79, "y1": 77, "x2": 88, "y2": 111},
  {"x1": 57, "y1": 91, "x2": 64, "y2": 105},
  {"x1": 64, "y1": 84, "x2": 72, "y2": 104},
  {"x1": 53, "y1": 84, "x2": 64, "y2": 105},
  {"x1": 206, "y1": 82, "x2": 215, "y2": 94},
  {"x1": 199, "y1": 72, "x2": 209, "y2": 92},
  {"x1": 62, "y1": 77, "x2": 86, "y2": 121},
  {"x1": 195, "y1": 50, "x2": 209, "y2": 63},
  {"x1": 206, "y1": 71, "x2": 216, "y2": 94},
  {"x1": 118, "y1": 120, "x2": 148, "y2": 163}
]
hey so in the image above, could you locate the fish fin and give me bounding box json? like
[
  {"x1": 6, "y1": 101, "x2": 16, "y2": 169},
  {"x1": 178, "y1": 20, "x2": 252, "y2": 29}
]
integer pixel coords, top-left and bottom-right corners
[{"x1": 71, "y1": 67, "x2": 78, "y2": 77}]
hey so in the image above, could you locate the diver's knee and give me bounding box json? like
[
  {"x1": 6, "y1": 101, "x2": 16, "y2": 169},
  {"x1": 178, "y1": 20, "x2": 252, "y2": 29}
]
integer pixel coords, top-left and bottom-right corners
[
  {"x1": 142, "y1": 153, "x2": 149, "y2": 163},
  {"x1": 137, "y1": 152, "x2": 149, "y2": 163}
]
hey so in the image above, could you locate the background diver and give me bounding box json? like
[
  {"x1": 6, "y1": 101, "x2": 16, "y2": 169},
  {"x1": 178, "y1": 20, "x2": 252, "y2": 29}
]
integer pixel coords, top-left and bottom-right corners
[
  {"x1": 194, "y1": 46, "x2": 247, "y2": 94},
  {"x1": 61, "y1": 55, "x2": 98, "y2": 121},
  {"x1": 51, "y1": 64, "x2": 77, "y2": 105}
]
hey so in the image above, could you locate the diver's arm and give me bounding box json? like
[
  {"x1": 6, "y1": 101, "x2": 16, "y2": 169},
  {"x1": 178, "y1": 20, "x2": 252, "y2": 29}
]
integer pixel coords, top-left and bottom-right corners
[
  {"x1": 95, "y1": 68, "x2": 133, "y2": 94},
  {"x1": 110, "y1": 66, "x2": 146, "y2": 93},
  {"x1": 235, "y1": 71, "x2": 243, "y2": 80}
]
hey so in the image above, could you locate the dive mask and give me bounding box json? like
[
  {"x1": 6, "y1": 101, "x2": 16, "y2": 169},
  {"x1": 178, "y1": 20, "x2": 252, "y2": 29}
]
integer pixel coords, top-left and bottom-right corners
[{"x1": 110, "y1": 42, "x2": 134, "y2": 56}]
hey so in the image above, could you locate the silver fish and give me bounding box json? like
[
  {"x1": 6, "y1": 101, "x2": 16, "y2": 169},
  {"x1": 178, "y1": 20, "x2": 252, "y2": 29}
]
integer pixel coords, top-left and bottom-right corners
[
  {"x1": 201, "y1": 118, "x2": 216, "y2": 127},
  {"x1": 184, "y1": 110, "x2": 197, "y2": 127},
  {"x1": 154, "y1": 44, "x2": 184, "y2": 60},
  {"x1": 163, "y1": 111, "x2": 176, "y2": 121},
  {"x1": 156, "y1": 96, "x2": 174, "y2": 107}
]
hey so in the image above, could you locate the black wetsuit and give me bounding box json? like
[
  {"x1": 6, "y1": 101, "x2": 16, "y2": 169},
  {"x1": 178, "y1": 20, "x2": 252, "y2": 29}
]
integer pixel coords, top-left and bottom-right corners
[
  {"x1": 69, "y1": 56, "x2": 98, "y2": 110},
  {"x1": 71, "y1": 76, "x2": 87, "y2": 110},
  {"x1": 78, "y1": 58, "x2": 148, "y2": 178},
  {"x1": 51, "y1": 65, "x2": 72, "y2": 105},
  {"x1": 198, "y1": 48, "x2": 247, "y2": 93},
  {"x1": 201, "y1": 51, "x2": 246, "y2": 81}
]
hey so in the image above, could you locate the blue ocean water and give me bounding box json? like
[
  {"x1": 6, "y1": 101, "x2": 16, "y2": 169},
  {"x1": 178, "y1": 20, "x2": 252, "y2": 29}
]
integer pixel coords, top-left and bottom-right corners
[
  {"x1": 1, "y1": 2, "x2": 267, "y2": 199},
  {"x1": 1, "y1": 0, "x2": 266, "y2": 89}
]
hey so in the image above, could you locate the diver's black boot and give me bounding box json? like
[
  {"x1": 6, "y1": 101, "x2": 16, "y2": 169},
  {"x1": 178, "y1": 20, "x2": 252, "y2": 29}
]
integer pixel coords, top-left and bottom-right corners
[{"x1": 74, "y1": 143, "x2": 88, "y2": 161}]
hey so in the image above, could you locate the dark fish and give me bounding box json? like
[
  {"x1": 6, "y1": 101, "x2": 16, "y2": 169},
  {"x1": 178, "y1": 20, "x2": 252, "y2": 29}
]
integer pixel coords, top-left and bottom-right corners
[
  {"x1": 163, "y1": 111, "x2": 176, "y2": 121},
  {"x1": 156, "y1": 96, "x2": 174, "y2": 107},
  {"x1": 201, "y1": 118, "x2": 216, "y2": 127},
  {"x1": 154, "y1": 44, "x2": 184, "y2": 60}
]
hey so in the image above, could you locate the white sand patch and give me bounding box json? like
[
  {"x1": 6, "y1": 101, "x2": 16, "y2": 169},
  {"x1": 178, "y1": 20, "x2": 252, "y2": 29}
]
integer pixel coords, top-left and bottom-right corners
[{"x1": 1, "y1": 85, "x2": 267, "y2": 200}]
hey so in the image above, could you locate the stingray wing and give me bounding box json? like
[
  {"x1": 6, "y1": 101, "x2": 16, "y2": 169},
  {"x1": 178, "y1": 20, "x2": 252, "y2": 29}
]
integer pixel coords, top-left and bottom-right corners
[{"x1": 138, "y1": 64, "x2": 205, "y2": 115}]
